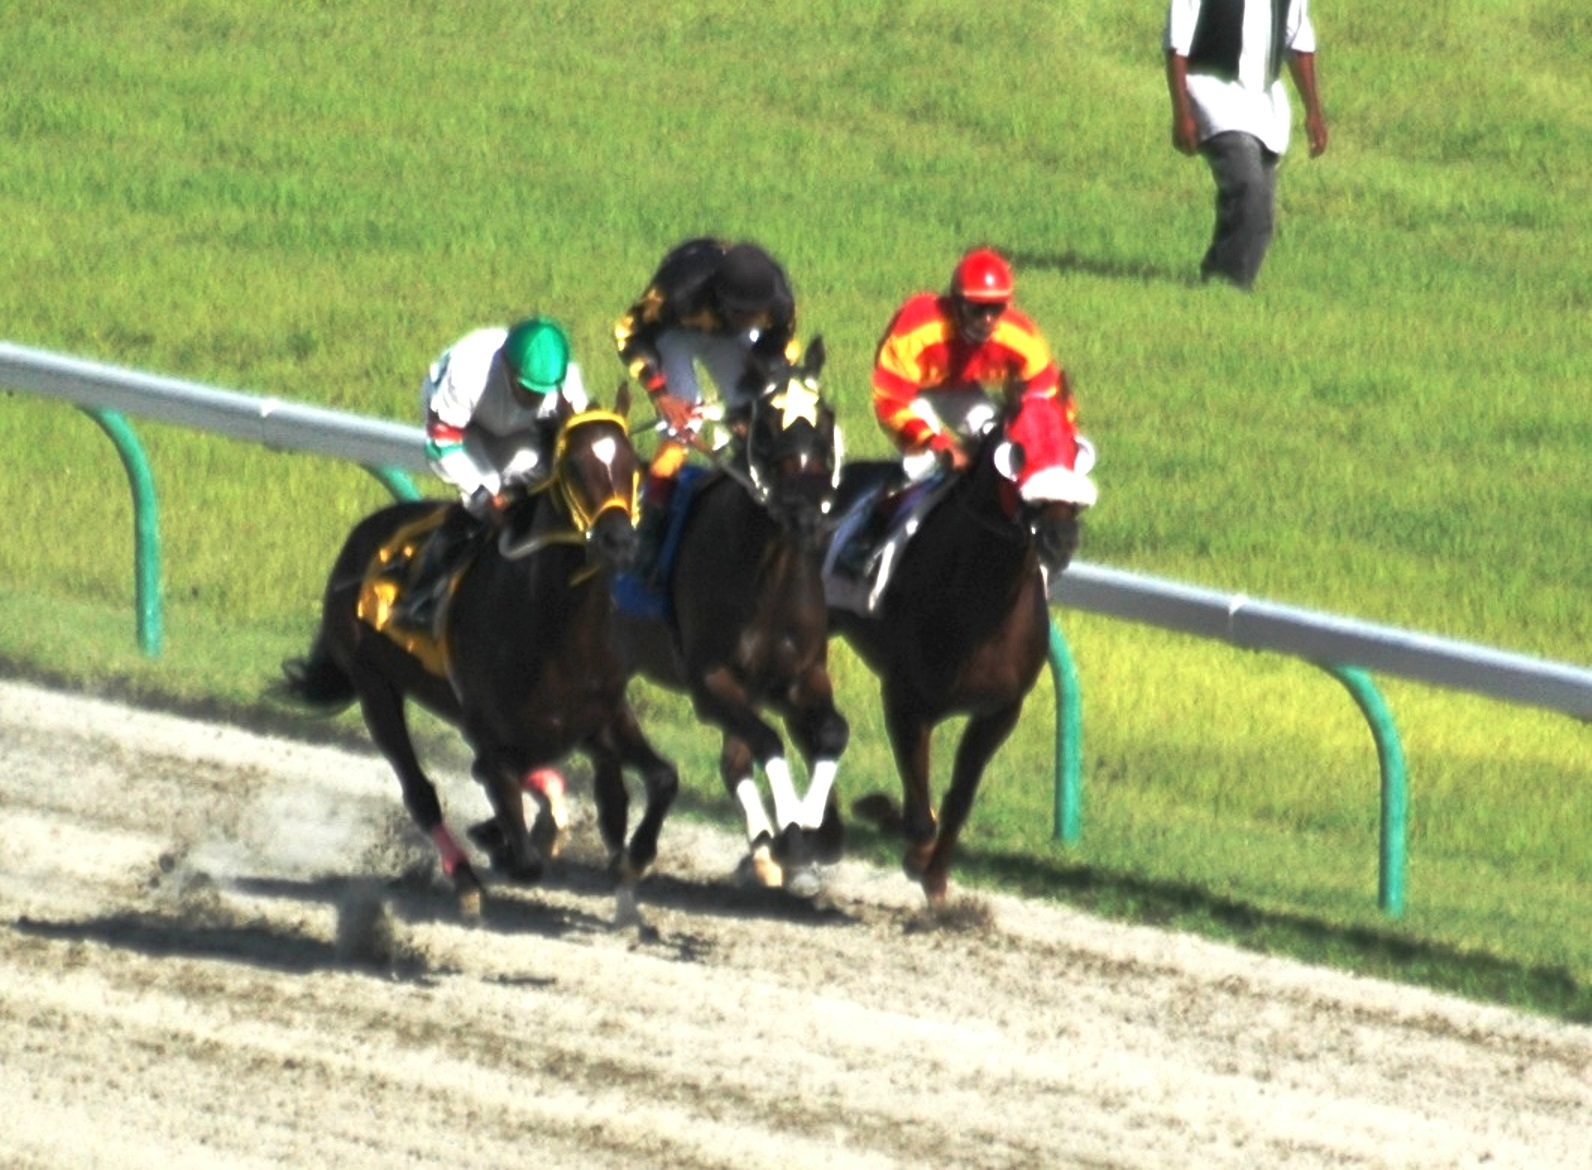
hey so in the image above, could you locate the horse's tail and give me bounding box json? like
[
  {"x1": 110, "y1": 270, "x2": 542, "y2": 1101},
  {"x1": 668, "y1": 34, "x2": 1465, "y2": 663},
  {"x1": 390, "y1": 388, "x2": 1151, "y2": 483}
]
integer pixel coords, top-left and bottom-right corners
[{"x1": 276, "y1": 633, "x2": 357, "y2": 713}]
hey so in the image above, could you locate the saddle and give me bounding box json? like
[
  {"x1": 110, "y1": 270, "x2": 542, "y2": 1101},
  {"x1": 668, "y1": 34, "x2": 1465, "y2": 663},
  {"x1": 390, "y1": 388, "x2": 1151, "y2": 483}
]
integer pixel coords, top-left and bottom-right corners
[
  {"x1": 611, "y1": 466, "x2": 712, "y2": 623},
  {"x1": 355, "y1": 510, "x2": 458, "y2": 677}
]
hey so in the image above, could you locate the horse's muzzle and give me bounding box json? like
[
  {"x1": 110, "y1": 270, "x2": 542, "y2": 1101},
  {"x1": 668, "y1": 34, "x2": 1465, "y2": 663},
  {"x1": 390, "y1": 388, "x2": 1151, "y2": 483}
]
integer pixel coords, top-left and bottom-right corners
[
  {"x1": 590, "y1": 513, "x2": 640, "y2": 573},
  {"x1": 1033, "y1": 514, "x2": 1081, "y2": 574}
]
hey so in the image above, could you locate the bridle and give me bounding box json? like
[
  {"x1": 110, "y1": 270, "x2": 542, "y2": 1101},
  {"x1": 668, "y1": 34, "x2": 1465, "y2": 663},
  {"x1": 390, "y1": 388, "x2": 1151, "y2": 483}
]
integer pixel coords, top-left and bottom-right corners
[{"x1": 499, "y1": 410, "x2": 640, "y2": 562}]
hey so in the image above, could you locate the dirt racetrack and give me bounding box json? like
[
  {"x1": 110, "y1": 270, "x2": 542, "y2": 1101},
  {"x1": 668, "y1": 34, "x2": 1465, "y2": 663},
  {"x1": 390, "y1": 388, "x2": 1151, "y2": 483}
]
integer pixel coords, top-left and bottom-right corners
[{"x1": 1, "y1": 677, "x2": 1587, "y2": 1169}]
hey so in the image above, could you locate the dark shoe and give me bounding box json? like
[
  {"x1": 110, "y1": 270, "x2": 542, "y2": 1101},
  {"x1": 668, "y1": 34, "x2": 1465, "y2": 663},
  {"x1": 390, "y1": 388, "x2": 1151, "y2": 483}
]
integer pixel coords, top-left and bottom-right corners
[
  {"x1": 393, "y1": 508, "x2": 478, "y2": 629},
  {"x1": 835, "y1": 495, "x2": 893, "y2": 579},
  {"x1": 631, "y1": 504, "x2": 670, "y2": 589}
]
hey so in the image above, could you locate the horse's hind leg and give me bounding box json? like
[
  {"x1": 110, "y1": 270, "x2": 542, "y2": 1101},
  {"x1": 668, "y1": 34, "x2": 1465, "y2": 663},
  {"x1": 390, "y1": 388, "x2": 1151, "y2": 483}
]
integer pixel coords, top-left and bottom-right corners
[
  {"x1": 353, "y1": 678, "x2": 484, "y2": 916},
  {"x1": 921, "y1": 702, "x2": 1024, "y2": 905},
  {"x1": 878, "y1": 684, "x2": 940, "y2": 887}
]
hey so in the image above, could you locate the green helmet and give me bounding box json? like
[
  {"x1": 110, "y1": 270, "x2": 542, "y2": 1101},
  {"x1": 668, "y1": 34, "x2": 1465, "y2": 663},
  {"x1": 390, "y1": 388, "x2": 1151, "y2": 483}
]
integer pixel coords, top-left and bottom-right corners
[{"x1": 501, "y1": 316, "x2": 571, "y2": 394}]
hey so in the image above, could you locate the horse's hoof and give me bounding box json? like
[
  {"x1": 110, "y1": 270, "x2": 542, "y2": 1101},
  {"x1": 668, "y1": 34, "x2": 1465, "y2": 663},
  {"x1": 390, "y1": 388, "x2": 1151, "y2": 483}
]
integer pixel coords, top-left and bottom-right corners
[
  {"x1": 452, "y1": 867, "x2": 485, "y2": 922},
  {"x1": 773, "y1": 822, "x2": 814, "y2": 868},
  {"x1": 813, "y1": 803, "x2": 845, "y2": 865},
  {"x1": 490, "y1": 845, "x2": 543, "y2": 884},
  {"x1": 739, "y1": 834, "x2": 784, "y2": 889},
  {"x1": 613, "y1": 884, "x2": 643, "y2": 929},
  {"x1": 784, "y1": 865, "x2": 823, "y2": 899}
]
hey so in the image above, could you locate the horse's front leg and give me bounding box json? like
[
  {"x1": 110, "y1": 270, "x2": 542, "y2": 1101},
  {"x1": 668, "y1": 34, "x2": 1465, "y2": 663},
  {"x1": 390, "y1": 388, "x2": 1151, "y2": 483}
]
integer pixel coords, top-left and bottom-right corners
[
  {"x1": 472, "y1": 755, "x2": 543, "y2": 885},
  {"x1": 880, "y1": 683, "x2": 938, "y2": 885},
  {"x1": 597, "y1": 700, "x2": 679, "y2": 889},
  {"x1": 695, "y1": 666, "x2": 803, "y2": 833},
  {"x1": 783, "y1": 669, "x2": 850, "y2": 865},
  {"x1": 355, "y1": 680, "x2": 484, "y2": 918},
  {"x1": 716, "y1": 733, "x2": 782, "y2": 888},
  {"x1": 920, "y1": 702, "x2": 1024, "y2": 904}
]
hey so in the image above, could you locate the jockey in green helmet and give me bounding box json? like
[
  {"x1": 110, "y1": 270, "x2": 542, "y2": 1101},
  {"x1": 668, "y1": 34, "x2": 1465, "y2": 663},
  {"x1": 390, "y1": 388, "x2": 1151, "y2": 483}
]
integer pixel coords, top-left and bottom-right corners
[{"x1": 395, "y1": 316, "x2": 590, "y2": 630}]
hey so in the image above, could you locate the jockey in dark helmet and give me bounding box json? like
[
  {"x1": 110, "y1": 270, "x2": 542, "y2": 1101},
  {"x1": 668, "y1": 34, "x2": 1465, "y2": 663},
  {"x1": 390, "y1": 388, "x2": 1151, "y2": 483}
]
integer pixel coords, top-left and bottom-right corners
[
  {"x1": 394, "y1": 316, "x2": 589, "y2": 629},
  {"x1": 613, "y1": 237, "x2": 800, "y2": 584}
]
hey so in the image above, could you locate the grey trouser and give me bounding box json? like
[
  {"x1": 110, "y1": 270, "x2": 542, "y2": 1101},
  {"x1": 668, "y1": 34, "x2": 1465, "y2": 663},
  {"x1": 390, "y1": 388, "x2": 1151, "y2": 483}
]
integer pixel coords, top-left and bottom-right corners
[
  {"x1": 655, "y1": 328, "x2": 758, "y2": 411},
  {"x1": 1200, "y1": 131, "x2": 1280, "y2": 290}
]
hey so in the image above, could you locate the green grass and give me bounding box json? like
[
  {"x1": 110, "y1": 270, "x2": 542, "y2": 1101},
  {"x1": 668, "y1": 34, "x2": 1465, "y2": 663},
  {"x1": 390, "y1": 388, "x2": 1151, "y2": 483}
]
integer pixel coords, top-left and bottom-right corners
[{"x1": 1, "y1": 0, "x2": 1588, "y2": 1019}]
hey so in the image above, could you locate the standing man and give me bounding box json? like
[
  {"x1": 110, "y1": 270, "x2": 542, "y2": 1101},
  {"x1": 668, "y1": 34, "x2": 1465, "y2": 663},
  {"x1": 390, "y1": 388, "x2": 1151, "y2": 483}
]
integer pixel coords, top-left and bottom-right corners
[{"x1": 1165, "y1": 0, "x2": 1329, "y2": 289}]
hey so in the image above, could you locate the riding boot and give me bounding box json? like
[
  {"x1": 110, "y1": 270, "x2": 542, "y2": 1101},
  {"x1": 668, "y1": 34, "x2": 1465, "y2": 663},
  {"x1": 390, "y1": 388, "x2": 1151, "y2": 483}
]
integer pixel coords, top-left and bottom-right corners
[
  {"x1": 632, "y1": 472, "x2": 676, "y2": 589},
  {"x1": 394, "y1": 506, "x2": 480, "y2": 630},
  {"x1": 836, "y1": 490, "x2": 895, "y2": 579}
]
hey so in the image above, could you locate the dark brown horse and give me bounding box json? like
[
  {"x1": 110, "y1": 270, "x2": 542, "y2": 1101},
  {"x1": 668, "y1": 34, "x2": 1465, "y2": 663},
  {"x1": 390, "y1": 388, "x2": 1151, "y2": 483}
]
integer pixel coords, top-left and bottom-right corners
[
  {"x1": 825, "y1": 391, "x2": 1096, "y2": 904},
  {"x1": 615, "y1": 339, "x2": 848, "y2": 894},
  {"x1": 280, "y1": 393, "x2": 679, "y2": 918}
]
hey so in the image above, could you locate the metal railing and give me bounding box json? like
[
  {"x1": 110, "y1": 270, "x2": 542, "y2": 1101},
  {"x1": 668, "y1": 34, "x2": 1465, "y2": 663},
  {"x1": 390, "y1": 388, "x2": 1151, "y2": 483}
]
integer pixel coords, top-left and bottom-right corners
[
  {"x1": 6, "y1": 341, "x2": 1588, "y2": 915},
  {"x1": 1, "y1": 342, "x2": 426, "y2": 653},
  {"x1": 1047, "y1": 565, "x2": 1589, "y2": 914}
]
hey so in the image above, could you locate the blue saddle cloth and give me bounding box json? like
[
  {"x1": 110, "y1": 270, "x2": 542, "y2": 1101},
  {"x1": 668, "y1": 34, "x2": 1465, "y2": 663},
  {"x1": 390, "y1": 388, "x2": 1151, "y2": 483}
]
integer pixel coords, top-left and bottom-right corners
[{"x1": 611, "y1": 466, "x2": 709, "y2": 623}]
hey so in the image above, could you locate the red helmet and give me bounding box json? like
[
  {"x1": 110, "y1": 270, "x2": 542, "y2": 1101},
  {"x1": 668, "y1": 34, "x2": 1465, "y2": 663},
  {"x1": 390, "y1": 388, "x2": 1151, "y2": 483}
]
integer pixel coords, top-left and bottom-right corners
[{"x1": 951, "y1": 248, "x2": 1014, "y2": 303}]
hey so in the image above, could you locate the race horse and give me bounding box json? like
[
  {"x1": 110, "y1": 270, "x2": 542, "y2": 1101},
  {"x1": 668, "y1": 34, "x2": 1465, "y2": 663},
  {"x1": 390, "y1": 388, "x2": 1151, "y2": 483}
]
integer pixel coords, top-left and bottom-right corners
[
  {"x1": 825, "y1": 389, "x2": 1097, "y2": 904},
  {"x1": 614, "y1": 338, "x2": 848, "y2": 894},
  {"x1": 280, "y1": 391, "x2": 679, "y2": 918}
]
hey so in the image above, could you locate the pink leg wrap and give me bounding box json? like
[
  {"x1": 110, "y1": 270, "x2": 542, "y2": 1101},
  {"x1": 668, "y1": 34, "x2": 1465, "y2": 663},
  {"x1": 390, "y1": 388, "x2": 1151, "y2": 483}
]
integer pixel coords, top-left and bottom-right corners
[
  {"x1": 429, "y1": 825, "x2": 469, "y2": 877},
  {"x1": 522, "y1": 767, "x2": 566, "y2": 799}
]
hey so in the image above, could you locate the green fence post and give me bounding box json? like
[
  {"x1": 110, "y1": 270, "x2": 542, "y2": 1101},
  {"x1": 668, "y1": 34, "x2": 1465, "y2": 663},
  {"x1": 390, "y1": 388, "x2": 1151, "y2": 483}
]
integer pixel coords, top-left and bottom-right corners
[
  {"x1": 1049, "y1": 619, "x2": 1083, "y2": 845},
  {"x1": 364, "y1": 464, "x2": 423, "y2": 502},
  {"x1": 1323, "y1": 664, "x2": 1408, "y2": 917},
  {"x1": 82, "y1": 408, "x2": 162, "y2": 657}
]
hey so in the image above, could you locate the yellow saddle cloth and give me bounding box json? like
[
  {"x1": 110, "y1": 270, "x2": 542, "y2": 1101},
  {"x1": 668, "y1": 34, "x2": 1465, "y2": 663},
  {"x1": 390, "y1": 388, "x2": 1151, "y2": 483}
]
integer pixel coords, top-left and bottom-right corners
[{"x1": 355, "y1": 509, "x2": 453, "y2": 679}]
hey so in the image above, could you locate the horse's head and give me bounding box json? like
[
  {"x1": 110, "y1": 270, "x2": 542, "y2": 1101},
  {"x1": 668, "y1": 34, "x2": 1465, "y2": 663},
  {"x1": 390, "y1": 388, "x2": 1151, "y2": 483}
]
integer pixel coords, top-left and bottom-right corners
[
  {"x1": 976, "y1": 390, "x2": 1098, "y2": 575},
  {"x1": 739, "y1": 336, "x2": 840, "y2": 544},
  {"x1": 543, "y1": 386, "x2": 642, "y2": 572}
]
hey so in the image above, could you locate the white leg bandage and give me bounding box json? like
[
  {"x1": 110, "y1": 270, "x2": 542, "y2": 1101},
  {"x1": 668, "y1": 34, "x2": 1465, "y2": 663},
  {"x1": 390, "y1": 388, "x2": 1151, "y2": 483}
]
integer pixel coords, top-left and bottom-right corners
[
  {"x1": 763, "y1": 757, "x2": 801, "y2": 829},
  {"x1": 734, "y1": 777, "x2": 774, "y2": 842},
  {"x1": 800, "y1": 759, "x2": 838, "y2": 829}
]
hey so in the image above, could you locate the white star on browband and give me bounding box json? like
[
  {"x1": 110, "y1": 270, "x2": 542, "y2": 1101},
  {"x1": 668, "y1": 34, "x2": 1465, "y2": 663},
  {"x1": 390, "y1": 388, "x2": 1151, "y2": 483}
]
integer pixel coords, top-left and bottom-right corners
[{"x1": 769, "y1": 380, "x2": 821, "y2": 429}]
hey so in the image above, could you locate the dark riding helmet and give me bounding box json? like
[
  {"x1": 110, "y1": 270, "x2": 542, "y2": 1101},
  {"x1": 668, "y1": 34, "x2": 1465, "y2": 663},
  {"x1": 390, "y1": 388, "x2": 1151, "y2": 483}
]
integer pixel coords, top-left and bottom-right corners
[
  {"x1": 951, "y1": 247, "x2": 1015, "y2": 304},
  {"x1": 501, "y1": 316, "x2": 571, "y2": 394},
  {"x1": 715, "y1": 243, "x2": 781, "y2": 313}
]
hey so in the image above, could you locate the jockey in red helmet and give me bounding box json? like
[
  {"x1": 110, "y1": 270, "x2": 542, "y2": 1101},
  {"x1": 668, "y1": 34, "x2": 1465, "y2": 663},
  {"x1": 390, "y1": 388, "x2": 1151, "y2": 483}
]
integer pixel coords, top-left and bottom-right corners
[{"x1": 872, "y1": 247, "x2": 1076, "y2": 482}]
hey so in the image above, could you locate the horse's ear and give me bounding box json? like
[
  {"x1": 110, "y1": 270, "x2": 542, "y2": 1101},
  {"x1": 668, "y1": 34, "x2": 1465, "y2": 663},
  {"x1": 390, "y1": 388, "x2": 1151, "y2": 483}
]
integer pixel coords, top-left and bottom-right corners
[
  {"x1": 614, "y1": 380, "x2": 631, "y2": 420},
  {"x1": 803, "y1": 335, "x2": 826, "y2": 377},
  {"x1": 745, "y1": 348, "x2": 777, "y2": 394}
]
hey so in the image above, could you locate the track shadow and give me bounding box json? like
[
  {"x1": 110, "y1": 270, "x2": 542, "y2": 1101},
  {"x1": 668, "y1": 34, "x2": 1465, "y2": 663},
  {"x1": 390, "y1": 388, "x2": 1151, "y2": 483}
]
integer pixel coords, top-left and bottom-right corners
[
  {"x1": 949, "y1": 844, "x2": 1592, "y2": 1024},
  {"x1": 230, "y1": 872, "x2": 613, "y2": 942},
  {"x1": 534, "y1": 852, "x2": 859, "y2": 929},
  {"x1": 12, "y1": 907, "x2": 436, "y2": 983}
]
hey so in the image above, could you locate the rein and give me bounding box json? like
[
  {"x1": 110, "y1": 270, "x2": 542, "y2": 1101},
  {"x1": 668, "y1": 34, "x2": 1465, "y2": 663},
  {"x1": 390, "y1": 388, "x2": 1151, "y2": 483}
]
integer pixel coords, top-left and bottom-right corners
[
  {"x1": 663, "y1": 418, "x2": 764, "y2": 501},
  {"x1": 498, "y1": 409, "x2": 639, "y2": 570},
  {"x1": 942, "y1": 433, "x2": 1029, "y2": 546}
]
